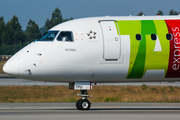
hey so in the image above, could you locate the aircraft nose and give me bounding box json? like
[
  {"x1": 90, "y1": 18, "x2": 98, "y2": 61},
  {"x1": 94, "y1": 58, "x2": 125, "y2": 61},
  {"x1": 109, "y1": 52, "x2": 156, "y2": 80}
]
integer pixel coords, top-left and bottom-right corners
[{"x1": 3, "y1": 60, "x2": 19, "y2": 76}]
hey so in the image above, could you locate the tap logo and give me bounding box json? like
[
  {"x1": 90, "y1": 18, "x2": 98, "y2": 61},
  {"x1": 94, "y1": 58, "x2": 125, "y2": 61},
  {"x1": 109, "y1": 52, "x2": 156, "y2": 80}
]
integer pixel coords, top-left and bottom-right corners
[
  {"x1": 117, "y1": 19, "x2": 180, "y2": 79},
  {"x1": 76, "y1": 85, "x2": 83, "y2": 89},
  {"x1": 87, "y1": 30, "x2": 97, "y2": 39}
]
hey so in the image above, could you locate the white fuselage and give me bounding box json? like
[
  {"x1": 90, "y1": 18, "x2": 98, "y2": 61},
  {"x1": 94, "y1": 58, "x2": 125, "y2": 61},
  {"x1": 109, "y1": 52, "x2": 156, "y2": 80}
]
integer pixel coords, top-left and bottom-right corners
[{"x1": 3, "y1": 16, "x2": 180, "y2": 83}]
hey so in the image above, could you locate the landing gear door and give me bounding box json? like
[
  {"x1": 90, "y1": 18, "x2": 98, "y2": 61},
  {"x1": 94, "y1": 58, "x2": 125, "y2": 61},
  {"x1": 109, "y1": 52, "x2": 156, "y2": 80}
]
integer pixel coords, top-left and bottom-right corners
[{"x1": 99, "y1": 20, "x2": 121, "y2": 60}]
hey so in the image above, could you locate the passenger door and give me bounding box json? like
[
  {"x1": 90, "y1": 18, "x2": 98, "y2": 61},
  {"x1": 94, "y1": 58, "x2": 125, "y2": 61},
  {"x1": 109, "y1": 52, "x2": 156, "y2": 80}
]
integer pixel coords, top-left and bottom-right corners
[{"x1": 99, "y1": 20, "x2": 121, "y2": 60}]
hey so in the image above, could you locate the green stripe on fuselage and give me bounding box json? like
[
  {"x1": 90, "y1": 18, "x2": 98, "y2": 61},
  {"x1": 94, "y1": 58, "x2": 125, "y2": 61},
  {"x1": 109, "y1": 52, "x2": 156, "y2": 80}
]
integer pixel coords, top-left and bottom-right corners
[
  {"x1": 128, "y1": 20, "x2": 156, "y2": 78},
  {"x1": 116, "y1": 20, "x2": 141, "y2": 76},
  {"x1": 117, "y1": 20, "x2": 169, "y2": 79},
  {"x1": 144, "y1": 20, "x2": 169, "y2": 75}
]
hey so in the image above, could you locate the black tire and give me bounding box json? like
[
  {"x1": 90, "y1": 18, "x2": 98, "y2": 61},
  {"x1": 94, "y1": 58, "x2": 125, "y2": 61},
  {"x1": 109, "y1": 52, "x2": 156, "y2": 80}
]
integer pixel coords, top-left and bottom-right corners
[
  {"x1": 76, "y1": 99, "x2": 82, "y2": 110},
  {"x1": 79, "y1": 99, "x2": 91, "y2": 110}
]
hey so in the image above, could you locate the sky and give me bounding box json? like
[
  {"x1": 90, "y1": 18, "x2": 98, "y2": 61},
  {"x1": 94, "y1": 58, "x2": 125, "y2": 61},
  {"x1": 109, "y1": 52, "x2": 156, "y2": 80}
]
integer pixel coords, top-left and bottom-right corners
[{"x1": 0, "y1": 0, "x2": 180, "y2": 30}]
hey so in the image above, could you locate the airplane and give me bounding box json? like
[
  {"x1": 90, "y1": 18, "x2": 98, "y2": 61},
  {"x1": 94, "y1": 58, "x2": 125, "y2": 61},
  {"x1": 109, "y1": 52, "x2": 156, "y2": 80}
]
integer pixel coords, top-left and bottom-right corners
[{"x1": 3, "y1": 15, "x2": 180, "y2": 110}]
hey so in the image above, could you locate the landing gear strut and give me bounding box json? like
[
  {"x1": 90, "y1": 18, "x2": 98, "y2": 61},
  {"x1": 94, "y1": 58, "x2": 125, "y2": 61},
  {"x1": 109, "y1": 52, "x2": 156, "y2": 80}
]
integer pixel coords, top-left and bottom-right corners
[{"x1": 76, "y1": 90, "x2": 92, "y2": 110}]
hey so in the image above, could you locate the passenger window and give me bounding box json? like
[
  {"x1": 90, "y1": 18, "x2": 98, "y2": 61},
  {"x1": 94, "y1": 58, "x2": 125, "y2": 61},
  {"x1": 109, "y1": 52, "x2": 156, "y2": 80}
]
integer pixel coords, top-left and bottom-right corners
[
  {"x1": 136, "y1": 34, "x2": 142, "y2": 41},
  {"x1": 166, "y1": 33, "x2": 172, "y2": 40},
  {"x1": 151, "y1": 34, "x2": 157, "y2": 40},
  {"x1": 57, "y1": 31, "x2": 74, "y2": 42}
]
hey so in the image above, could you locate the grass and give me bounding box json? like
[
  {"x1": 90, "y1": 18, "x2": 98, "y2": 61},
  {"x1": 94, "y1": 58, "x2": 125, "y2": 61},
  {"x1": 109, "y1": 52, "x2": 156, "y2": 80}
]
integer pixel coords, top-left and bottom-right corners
[
  {"x1": 0, "y1": 61, "x2": 180, "y2": 103},
  {"x1": 0, "y1": 85, "x2": 180, "y2": 103},
  {"x1": 0, "y1": 61, "x2": 6, "y2": 74}
]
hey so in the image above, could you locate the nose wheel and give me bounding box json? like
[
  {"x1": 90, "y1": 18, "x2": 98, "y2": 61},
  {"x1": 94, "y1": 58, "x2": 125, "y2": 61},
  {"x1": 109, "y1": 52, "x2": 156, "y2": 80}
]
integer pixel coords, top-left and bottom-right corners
[
  {"x1": 76, "y1": 98, "x2": 91, "y2": 110},
  {"x1": 76, "y1": 90, "x2": 92, "y2": 110}
]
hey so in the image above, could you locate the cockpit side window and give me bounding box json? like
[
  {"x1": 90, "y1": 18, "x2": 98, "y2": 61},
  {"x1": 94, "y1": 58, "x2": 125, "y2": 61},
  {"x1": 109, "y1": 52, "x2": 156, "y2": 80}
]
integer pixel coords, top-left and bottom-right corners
[
  {"x1": 57, "y1": 31, "x2": 74, "y2": 42},
  {"x1": 37, "y1": 31, "x2": 59, "y2": 41}
]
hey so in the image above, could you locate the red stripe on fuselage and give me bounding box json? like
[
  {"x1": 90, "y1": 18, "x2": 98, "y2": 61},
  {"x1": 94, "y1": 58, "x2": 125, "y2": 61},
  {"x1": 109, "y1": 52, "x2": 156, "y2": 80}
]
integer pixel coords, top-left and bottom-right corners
[{"x1": 165, "y1": 20, "x2": 180, "y2": 78}]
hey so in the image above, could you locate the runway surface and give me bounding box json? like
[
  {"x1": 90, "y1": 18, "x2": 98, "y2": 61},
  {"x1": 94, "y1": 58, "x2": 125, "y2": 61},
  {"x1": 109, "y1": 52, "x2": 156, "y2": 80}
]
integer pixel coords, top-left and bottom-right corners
[
  {"x1": 1, "y1": 78, "x2": 180, "y2": 86},
  {"x1": 0, "y1": 78, "x2": 68, "y2": 86},
  {"x1": 0, "y1": 103, "x2": 180, "y2": 120}
]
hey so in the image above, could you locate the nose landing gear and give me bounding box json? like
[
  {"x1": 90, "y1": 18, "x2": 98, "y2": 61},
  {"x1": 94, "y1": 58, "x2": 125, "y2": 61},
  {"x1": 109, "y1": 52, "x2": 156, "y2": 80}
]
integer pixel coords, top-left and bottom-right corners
[{"x1": 76, "y1": 90, "x2": 92, "y2": 110}]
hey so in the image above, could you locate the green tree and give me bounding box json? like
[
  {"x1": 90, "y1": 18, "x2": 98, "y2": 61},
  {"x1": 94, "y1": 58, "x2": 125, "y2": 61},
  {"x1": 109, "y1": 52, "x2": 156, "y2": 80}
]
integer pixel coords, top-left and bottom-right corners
[
  {"x1": 5, "y1": 15, "x2": 26, "y2": 45},
  {"x1": 137, "y1": 11, "x2": 145, "y2": 16},
  {"x1": 45, "y1": 18, "x2": 51, "y2": 31},
  {"x1": 174, "y1": 11, "x2": 179, "y2": 15},
  {"x1": 0, "y1": 16, "x2": 4, "y2": 21},
  {"x1": 26, "y1": 19, "x2": 41, "y2": 43},
  {"x1": 39, "y1": 26, "x2": 46, "y2": 34},
  {"x1": 45, "y1": 8, "x2": 63, "y2": 31},
  {"x1": 169, "y1": 9, "x2": 174, "y2": 15},
  {"x1": 0, "y1": 16, "x2": 6, "y2": 45},
  {"x1": 169, "y1": 9, "x2": 179, "y2": 15},
  {"x1": 45, "y1": 8, "x2": 73, "y2": 31},
  {"x1": 0, "y1": 44, "x2": 23, "y2": 55},
  {"x1": 1, "y1": 31, "x2": 6, "y2": 45},
  {"x1": 62, "y1": 17, "x2": 74, "y2": 22},
  {"x1": 51, "y1": 8, "x2": 63, "y2": 26},
  {"x1": 157, "y1": 10, "x2": 163, "y2": 15}
]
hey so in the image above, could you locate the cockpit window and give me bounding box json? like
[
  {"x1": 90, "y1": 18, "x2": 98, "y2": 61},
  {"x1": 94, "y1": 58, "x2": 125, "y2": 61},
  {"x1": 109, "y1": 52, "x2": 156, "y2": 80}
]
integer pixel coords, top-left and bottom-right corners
[
  {"x1": 36, "y1": 31, "x2": 59, "y2": 41},
  {"x1": 57, "y1": 31, "x2": 74, "y2": 42}
]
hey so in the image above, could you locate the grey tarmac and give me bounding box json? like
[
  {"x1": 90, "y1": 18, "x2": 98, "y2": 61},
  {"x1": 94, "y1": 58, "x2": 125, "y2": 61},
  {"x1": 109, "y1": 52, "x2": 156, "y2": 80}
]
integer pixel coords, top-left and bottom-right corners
[
  {"x1": 0, "y1": 103, "x2": 180, "y2": 120},
  {"x1": 1, "y1": 78, "x2": 180, "y2": 86}
]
